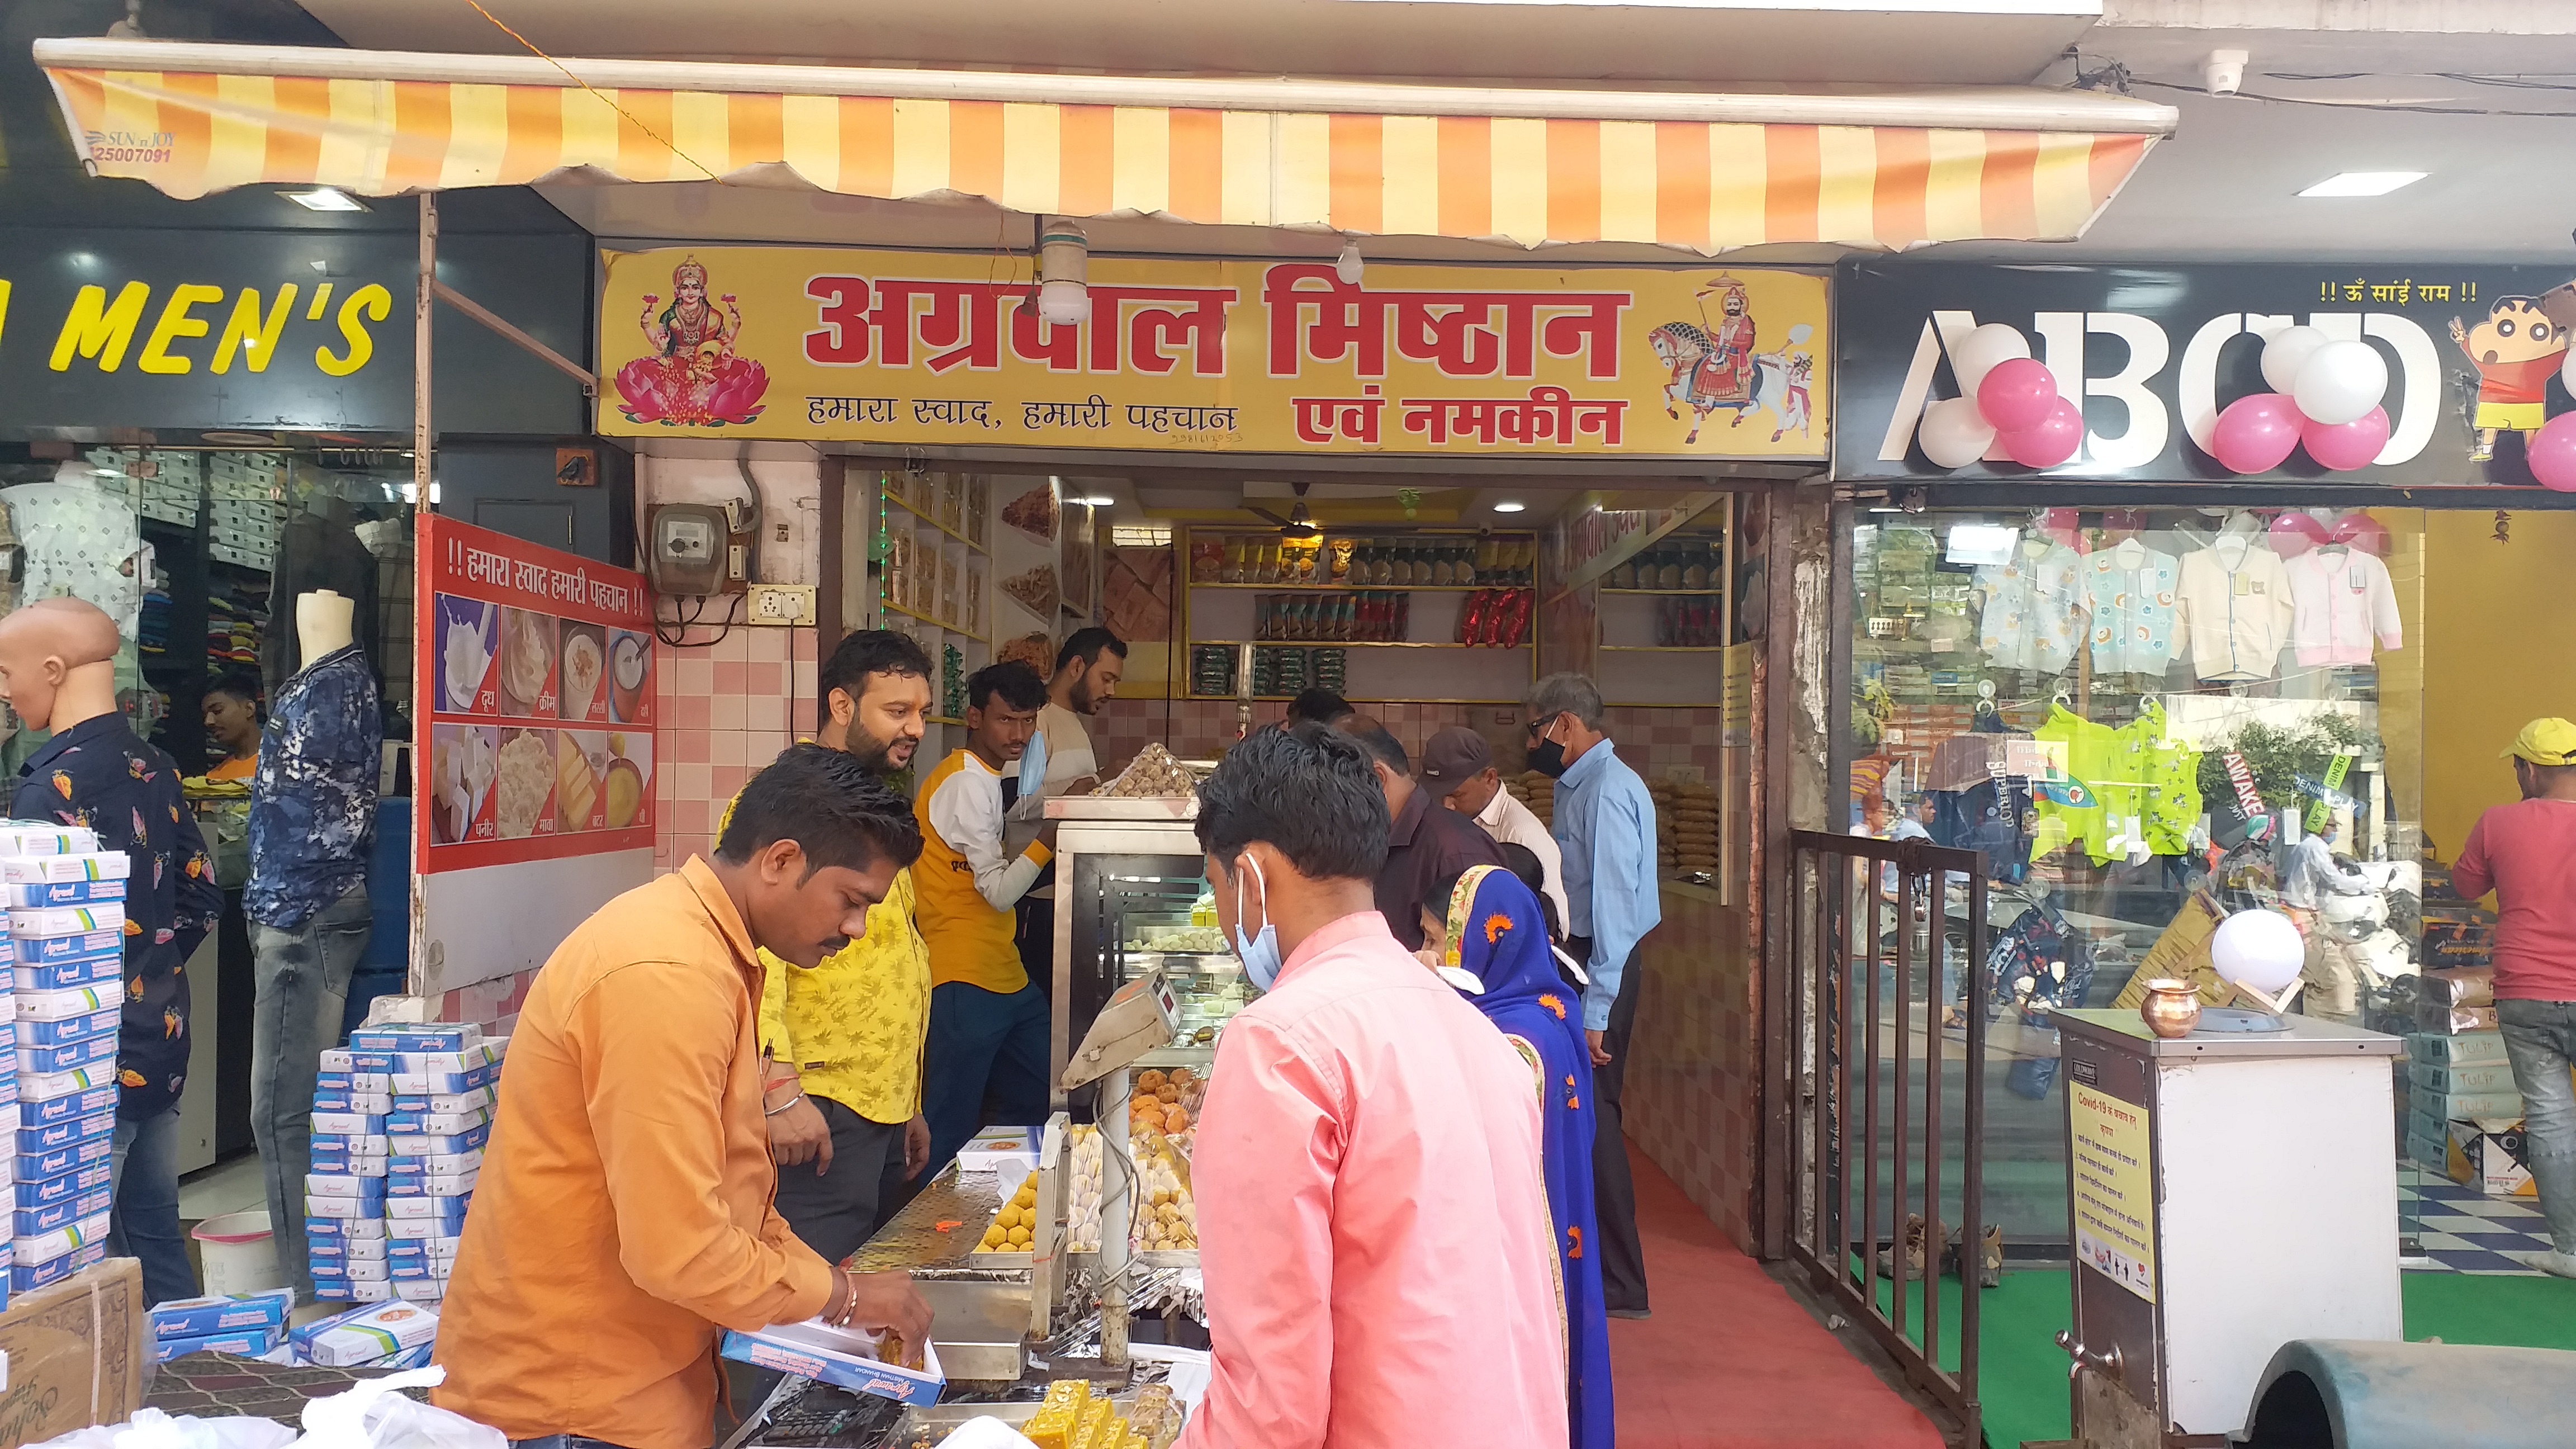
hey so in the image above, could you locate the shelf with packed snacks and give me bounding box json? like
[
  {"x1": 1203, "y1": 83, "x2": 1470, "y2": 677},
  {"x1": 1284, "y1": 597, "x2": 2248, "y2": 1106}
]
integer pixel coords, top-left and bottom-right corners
[
  {"x1": 868, "y1": 470, "x2": 994, "y2": 769},
  {"x1": 1592, "y1": 502, "x2": 1735, "y2": 708}
]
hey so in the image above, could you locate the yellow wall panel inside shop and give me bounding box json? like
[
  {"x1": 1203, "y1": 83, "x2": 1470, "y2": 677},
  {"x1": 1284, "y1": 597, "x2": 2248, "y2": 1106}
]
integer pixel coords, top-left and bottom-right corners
[
  {"x1": 2367, "y1": 510, "x2": 2426, "y2": 837},
  {"x1": 2419, "y1": 508, "x2": 2576, "y2": 865}
]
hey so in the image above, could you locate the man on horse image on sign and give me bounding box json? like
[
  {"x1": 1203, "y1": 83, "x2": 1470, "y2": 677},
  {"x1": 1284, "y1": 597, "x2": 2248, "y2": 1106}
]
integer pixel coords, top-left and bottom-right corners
[{"x1": 1651, "y1": 275, "x2": 1758, "y2": 443}]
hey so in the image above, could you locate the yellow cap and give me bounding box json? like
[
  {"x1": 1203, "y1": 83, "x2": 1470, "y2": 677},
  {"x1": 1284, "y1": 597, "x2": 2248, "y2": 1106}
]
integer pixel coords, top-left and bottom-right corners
[{"x1": 2504, "y1": 718, "x2": 2576, "y2": 767}]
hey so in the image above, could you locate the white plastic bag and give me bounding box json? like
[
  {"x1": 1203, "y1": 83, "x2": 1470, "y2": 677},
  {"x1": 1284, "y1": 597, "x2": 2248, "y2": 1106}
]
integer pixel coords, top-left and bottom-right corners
[
  {"x1": 31, "y1": 1408, "x2": 296, "y2": 1449},
  {"x1": 293, "y1": 1368, "x2": 504, "y2": 1449},
  {"x1": 939, "y1": 1420, "x2": 1039, "y2": 1449}
]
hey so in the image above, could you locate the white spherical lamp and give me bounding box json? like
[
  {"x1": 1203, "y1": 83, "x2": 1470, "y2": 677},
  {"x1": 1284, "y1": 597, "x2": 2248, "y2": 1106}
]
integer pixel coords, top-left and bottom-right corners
[{"x1": 2212, "y1": 909, "x2": 2305, "y2": 995}]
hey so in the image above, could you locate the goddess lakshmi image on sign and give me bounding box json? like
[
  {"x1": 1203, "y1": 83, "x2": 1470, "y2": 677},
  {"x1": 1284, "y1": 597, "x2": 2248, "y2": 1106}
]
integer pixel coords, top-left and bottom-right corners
[
  {"x1": 1646, "y1": 275, "x2": 1816, "y2": 445},
  {"x1": 613, "y1": 257, "x2": 770, "y2": 427}
]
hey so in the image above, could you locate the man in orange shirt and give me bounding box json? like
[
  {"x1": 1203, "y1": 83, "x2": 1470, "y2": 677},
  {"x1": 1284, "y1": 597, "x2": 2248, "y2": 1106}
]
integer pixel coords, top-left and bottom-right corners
[{"x1": 435, "y1": 745, "x2": 932, "y2": 1449}]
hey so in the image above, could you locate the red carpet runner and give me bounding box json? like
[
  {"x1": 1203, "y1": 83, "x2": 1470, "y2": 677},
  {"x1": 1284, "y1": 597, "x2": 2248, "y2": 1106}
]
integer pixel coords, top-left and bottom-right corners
[{"x1": 1612, "y1": 1145, "x2": 1947, "y2": 1448}]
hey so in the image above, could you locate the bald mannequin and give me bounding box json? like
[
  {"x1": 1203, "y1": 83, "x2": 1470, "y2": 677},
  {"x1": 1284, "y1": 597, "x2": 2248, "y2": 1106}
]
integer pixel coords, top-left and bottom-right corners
[{"x1": 0, "y1": 596, "x2": 123, "y2": 733}]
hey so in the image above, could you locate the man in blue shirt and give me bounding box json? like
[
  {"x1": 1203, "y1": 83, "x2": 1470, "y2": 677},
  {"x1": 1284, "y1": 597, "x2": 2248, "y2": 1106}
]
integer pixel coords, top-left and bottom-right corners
[{"x1": 1524, "y1": 671, "x2": 1659, "y2": 1319}]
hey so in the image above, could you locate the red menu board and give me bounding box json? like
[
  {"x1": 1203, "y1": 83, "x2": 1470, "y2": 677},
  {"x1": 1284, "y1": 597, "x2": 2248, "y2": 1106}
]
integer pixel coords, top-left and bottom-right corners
[{"x1": 417, "y1": 517, "x2": 656, "y2": 872}]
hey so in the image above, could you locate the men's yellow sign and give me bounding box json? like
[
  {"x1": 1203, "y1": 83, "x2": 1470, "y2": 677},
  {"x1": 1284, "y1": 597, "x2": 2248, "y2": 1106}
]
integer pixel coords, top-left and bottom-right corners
[{"x1": 597, "y1": 248, "x2": 1827, "y2": 459}]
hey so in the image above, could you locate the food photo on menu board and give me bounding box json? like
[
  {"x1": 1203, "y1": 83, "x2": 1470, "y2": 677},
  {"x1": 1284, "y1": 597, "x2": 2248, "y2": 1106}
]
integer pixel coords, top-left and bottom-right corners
[
  {"x1": 498, "y1": 607, "x2": 558, "y2": 717},
  {"x1": 438, "y1": 597, "x2": 499, "y2": 716},
  {"x1": 555, "y1": 730, "x2": 656, "y2": 832},
  {"x1": 558, "y1": 623, "x2": 610, "y2": 722},
  {"x1": 430, "y1": 723, "x2": 500, "y2": 845},
  {"x1": 609, "y1": 628, "x2": 652, "y2": 724},
  {"x1": 494, "y1": 726, "x2": 557, "y2": 839}
]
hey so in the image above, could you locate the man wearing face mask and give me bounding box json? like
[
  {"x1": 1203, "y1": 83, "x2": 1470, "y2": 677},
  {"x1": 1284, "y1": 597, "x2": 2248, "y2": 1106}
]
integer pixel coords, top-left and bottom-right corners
[
  {"x1": 1178, "y1": 723, "x2": 1566, "y2": 1449},
  {"x1": 1522, "y1": 672, "x2": 1659, "y2": 1320},
  {"x1": 435, "y1": 745, "x2": 932, "y2": 1449},
  {"x1": 722, "y1": 631, "x2": 938, "y2": 1261}
]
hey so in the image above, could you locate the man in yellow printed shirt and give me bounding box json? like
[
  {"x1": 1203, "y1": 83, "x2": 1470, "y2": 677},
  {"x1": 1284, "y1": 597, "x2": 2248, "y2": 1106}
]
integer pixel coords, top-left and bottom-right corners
[
  {"x1": 723, "y1": 631, "x2": 939, "y2": 1263},
  {"x1": 916, "y1": 661, "x2": 1057, "y2": 1176}
]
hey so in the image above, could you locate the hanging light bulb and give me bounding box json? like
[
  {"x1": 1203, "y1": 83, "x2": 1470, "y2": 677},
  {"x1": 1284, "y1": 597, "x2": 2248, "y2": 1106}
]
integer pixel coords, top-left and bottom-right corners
[
  {"x1": 1334, "y1": 239, "x2": 1365, "y2": 286},
  {"x1": 1039, "y1": 219, "x2": 1092, "y2": 325}
]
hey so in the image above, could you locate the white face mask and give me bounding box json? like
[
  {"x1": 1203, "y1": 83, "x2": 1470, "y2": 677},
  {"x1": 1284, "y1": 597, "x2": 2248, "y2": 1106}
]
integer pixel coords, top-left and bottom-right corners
[{"x1": 1232, "y1": 854, "x2": 1284, "y2": 991}]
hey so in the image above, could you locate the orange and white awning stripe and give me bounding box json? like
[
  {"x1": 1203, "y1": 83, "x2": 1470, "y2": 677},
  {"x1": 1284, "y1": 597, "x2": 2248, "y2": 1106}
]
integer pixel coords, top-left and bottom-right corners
[{"x1": 36, "y1": 41, "x2": 2172, "y2": 252}]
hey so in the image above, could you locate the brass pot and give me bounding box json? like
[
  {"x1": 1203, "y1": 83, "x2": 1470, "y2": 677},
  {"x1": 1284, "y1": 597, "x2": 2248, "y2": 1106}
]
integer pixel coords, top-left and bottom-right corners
[{"x1": 2139, "y1": 979, "x2": 2201, "y2": 1039}]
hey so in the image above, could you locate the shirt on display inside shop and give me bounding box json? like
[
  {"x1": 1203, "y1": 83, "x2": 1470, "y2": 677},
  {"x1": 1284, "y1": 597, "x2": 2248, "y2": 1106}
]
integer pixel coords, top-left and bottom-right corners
[
  {"x1": 2284, "y1": 544, "x2": 2403, "y2": 668},
  {"x1": 2172, "y1": 533, "x2": 2297, "y2": 683},
  {"x1": 2077, "y1": 539, "x2": 2181, "y2": 678},
  {"x1": 1972, "y1": 538, "x2": 2085, "y2": 675},
  {"x1": 247, "y1": 644, "x2": 382, "y2": 931},
  {"x1": 10, "y1": 712, "x2": 222, "y2": 1120}
]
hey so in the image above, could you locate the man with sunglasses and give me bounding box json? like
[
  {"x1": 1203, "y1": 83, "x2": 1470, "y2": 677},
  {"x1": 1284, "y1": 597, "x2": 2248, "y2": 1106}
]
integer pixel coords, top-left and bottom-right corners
[{"x1": 1522, "y1": 672, "x2": 1659, "y2": 1320}]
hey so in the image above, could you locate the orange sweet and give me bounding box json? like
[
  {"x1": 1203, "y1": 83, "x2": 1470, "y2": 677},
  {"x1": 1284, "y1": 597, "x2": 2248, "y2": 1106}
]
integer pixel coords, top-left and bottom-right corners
[{"x1": 1163, "y1": 1106, "x2": 1192, "y2": 1133}]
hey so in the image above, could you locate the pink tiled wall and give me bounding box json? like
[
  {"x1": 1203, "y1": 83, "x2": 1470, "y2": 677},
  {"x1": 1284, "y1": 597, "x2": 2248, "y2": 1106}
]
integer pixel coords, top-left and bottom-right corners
[
  {"x1": 1626, "y1": 887, "x2": 1760, "y2": 1251},
  {"x1": 1091, "y1": 697, "x2": 1730, "y2": 783},
  {"x1": 653, "y1": 626, "x2": 822, "y2": 873}
]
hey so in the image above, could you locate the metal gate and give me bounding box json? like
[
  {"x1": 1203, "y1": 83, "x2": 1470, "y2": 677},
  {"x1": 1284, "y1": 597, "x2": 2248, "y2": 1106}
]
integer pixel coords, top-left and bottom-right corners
[{"x1": 1785, "y1": 828, "x2": 1989, "y2": 1443}]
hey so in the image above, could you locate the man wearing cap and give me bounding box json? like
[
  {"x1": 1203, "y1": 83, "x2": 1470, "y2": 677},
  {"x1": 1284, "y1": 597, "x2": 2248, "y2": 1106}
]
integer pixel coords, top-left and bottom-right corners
[
  {"x1": 2452, "y1": 718, "x2": 2576, "y2": 1279},
  {"x1": 1420, "y1": 725, "x2": 1570, "y2": 930},
  {"x1": 1334, "y1": 717, "x2": 1503, "y2": 951}
]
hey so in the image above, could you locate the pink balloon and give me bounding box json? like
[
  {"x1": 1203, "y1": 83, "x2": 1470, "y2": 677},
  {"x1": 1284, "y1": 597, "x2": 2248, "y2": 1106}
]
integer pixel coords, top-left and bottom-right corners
[
  {"x1": 1999, "y1": 396, "x2": 2084, "y2": 468},
  {"x1": 2530, "y1": 412, "x2": 2576, "y2": 492},
  {"x1": 2269, "y1": 512, "x2": 2328, "y2": 558},
  {"x1": 2302, "y1": 405, "x2": 2390, "y2": 471},
  {"x1": 1978, "y1": 357, "x2": 2059, "y2": 433},
  {"x1": 2210, "y1": 392, "x2": 2304, "y2": 474}
]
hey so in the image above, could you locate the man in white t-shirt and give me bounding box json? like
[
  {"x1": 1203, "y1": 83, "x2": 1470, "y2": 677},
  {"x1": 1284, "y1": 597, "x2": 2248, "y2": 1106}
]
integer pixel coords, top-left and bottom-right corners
[
  {"x1": 1017, "y1": 628, "x2": 1128, "y2": 992},
  {"x1": 1419, "y1": 726, "x2": 1570, "y2": 930}
]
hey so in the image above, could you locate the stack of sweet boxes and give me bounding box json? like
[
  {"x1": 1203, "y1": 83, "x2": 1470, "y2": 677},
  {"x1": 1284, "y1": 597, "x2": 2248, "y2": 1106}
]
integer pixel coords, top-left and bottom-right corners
[
  {"x1": 1, "y1": 823, "x2": 130, "y2": 1302},
  {"x1": 307, "y1": 1022, "x2": 501, "y2": 1305}
]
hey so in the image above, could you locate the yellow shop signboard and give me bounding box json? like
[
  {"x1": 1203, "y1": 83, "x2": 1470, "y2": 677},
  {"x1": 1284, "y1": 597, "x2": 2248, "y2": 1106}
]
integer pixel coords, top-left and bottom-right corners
[{"x1": 597, "y1": 248, "x2": 1827, "y2": 460}]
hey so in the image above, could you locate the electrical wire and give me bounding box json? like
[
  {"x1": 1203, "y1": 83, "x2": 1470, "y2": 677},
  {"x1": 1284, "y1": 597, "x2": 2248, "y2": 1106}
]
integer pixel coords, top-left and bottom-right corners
[{"x1": 460, "y1": 0, "x2": 722, "y2": 177}]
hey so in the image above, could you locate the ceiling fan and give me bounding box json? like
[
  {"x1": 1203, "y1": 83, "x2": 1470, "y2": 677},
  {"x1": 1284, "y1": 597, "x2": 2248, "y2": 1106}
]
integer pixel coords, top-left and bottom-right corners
[{"x1": 1242, "y1": 480, "x2": 1322, "y2": 537}]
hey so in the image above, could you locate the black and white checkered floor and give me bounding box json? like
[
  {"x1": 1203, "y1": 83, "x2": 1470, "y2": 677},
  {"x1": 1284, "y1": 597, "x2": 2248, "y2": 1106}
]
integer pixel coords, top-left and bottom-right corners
[{"x1": 2404, "y1": 1179, "x2": 2558, "y2": 1273}]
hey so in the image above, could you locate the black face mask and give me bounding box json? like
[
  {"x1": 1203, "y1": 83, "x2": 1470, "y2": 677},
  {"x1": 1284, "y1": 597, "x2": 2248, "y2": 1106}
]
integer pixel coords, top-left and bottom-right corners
[{"x1": 1527, "y1": 721, "x2": 1570, "y2": 778}]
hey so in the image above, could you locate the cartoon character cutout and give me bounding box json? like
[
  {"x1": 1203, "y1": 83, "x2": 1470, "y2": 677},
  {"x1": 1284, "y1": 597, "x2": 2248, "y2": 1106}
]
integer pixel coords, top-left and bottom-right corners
[
  {"x1": 613, "y1": 255, "x2": 770, "y2": 428},
  {"x1": 2449, "y1": 293, "x2": 2566, "y2": 463}
]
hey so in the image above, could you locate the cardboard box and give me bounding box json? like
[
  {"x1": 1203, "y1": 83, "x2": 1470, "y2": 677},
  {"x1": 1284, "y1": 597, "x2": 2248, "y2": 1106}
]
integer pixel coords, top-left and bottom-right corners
[
  {"x1": 386, "y1": 1171, "x2": 477, "y2": 1198},
  {"x1": 0, "y1": 845, "x2": 121, "y2": 882},
  {"x1": 295, "y1": 1300, "x2": 439, "y2": 1367},
  {"x1": 18, "y1": 1068, "x2": 116, "y2": 1111},
  {"x1": 15, "y1": 956, "x2": 122, "y2": 993},
  {"x1": 16, "y1": 1138, "x2": 112, "y2": 1183},
  {"x1": 310, "y1": 1134, "x2": 391, "y2": 1156},
  {"x1": 0, "y1": 830, "x2": 102, "y2": 859},
  {"x1": 13, "y1": 1242, "x2": 107, "y2": 1294},
  {"x1": 385, "y1": 1109, "x2": 489, "y2": 1135},
  {"x1": 305, "y1": 1216, "x2": 387, "y2": 1241},
  {"x1": 15, "y1": 1111, "x2": 114, "y2": 1157},
  {"x1": 152, "y1": 1325, "x2": 284, "y2": 1363},
  {"x1": 390, "y1": 1088, "x2": 493, "y2": 1116},
  {"x1": 15, "y1": 1010, "x2": 121, "y2": 1050},
  {"x1": 350, "y1": 1026, "x2": 482, "y2": 1054},
  {"x1": 17, "y1": 987, "x2": 118, "y2": 1023},
  {"x1": 7, "y1": 907, "x2": 122, "y2": 941},
  {"x1": 21, "y1": 1083, "x2": 117, "y2": 1129},
  {"x1": 2444, "y1": 1120, "x2": 2536, "y2": 1197},
  {"x1": 0, "y1": 1257, "x2": 145, "y2": 1444},
  {"x1": 17, "y1": 1038, "x2": 117, "y2": 1077},
  {"x1": 721, "y1": 1323, "x2": 944, "y2": 1407},
  {"x1": 310, "y1": 1112, "x2": 386, "y2": 1137},
  {"x1": 1, "y1": 882, "x2": 125, "y2": 909},
  {"x1": 149, "y1": 1287, "x2": 293, "y2": 1341},
  {"x1": 16, "y1": 1163, "x2": 113, "y2": 1212},
  {"x1": 385, "y1": 1125, "x2": 489, "y2": 1157},
  {"x1": 15, "y1": 1190, "x2": 111, "y2": 1239}
]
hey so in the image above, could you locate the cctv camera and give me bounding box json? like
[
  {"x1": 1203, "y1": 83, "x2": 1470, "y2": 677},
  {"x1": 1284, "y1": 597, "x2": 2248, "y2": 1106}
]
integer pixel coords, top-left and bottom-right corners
[{"x1": 2204, "y1": 49, "x2": 2248, "y2": 97}]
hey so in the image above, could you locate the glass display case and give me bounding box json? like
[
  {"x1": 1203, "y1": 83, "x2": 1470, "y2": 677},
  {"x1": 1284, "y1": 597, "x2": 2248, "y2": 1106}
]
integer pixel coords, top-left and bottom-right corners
[{"x1": 1046, "y1": 797, "x2": 1242, "y2": 1105}]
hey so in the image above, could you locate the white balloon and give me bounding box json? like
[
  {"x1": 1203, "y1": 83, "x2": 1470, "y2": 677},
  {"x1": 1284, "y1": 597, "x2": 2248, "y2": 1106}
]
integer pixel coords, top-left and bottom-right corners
[
  {"x1": 1948, "y1": 323, "x2": 2032, "y2": 400},
  {"x1": 2261, "y1": 325, "x2": 2332, "y2": 396},
  {"x1": 1918, "y1": 396, "x2": 1997, "y2": 469},
  {"x1": 2212, "y1": 908, "x2": 2306, "y2": 995},
  {"x1": 2293, "y1": 340, "x2": 2389, "y2": 427},
  {"x1": 2561, "y1": 346, "x2": 2576, "y2": 397}
]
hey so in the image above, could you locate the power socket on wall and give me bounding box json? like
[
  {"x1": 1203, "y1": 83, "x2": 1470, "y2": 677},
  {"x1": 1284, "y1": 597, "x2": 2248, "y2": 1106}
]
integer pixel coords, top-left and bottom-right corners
[{"x1": 746, "y1": 584, "x2": 816, "y2": 626}]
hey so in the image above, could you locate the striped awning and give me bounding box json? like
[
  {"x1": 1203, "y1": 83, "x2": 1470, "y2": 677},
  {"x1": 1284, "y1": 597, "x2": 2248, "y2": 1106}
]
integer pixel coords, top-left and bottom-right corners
[{"x1": 35, "y1": 40, "x2": 2173, "y2": 253}]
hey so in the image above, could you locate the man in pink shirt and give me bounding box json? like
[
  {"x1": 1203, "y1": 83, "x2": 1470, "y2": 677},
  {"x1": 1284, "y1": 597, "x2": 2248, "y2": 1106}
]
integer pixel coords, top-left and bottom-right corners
[
  {"x1": 1181, "y1": 723, "x2": 1568, "y2": 1449},
  {"x1": 2451, "y1": 717, "x2": 2576, "y2": 1279}
]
